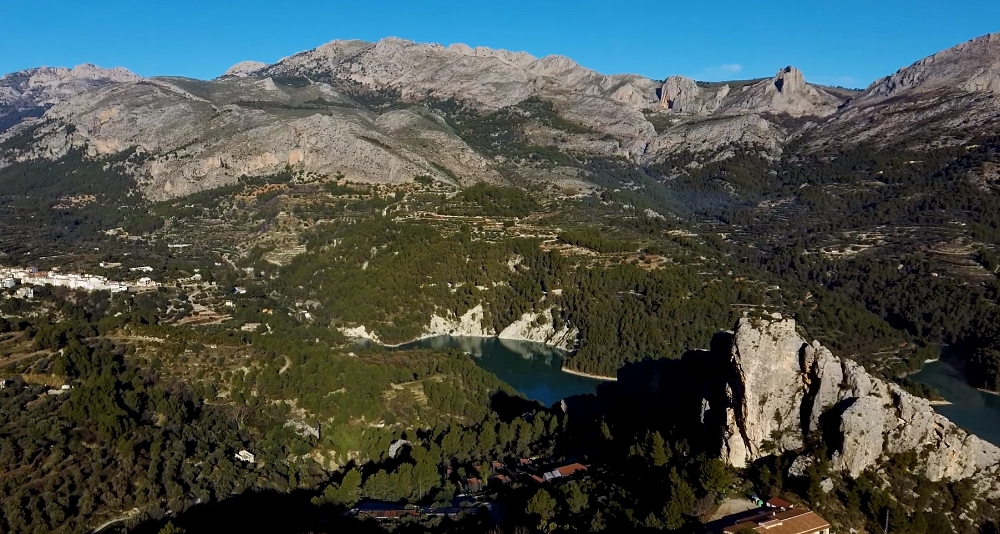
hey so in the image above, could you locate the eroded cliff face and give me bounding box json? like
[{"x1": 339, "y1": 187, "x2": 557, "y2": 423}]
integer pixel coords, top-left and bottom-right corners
[
  {"x1": 339, "y1": 305, "x2": 579, "y2": 351},
  {"x1": 720, "y1": 315, "x2": 1000, "y2": 498}
]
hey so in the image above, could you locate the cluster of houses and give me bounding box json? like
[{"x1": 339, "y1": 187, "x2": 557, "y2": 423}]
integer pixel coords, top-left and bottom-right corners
[
  {"x1": 713, "y1": 498, "x2": 831, "y2": 534},
  {"x1": 1, "y1": 267, "x2": 128, "y2": 293},
  {"x1": 0, "y1": 266, "x2": 163, "y2": 295}
]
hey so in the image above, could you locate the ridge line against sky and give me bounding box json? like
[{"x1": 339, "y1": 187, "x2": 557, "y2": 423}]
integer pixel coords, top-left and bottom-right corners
[{"x1": 2, "y1": 0, "x2": 999, "y2": 87}]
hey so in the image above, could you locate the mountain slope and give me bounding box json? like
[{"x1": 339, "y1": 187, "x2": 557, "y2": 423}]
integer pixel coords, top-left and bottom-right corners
[
  {"x1": 858, "y1": 32, "x2": 1000, "y2": 104},
  {"x1": 0, "y1": 63, "x2": 139, "y2": 131},
  {"x1": 812, "y1": 32, "x2": 1000, "y2": 145},
  {"x1": 3, "y1": 33, "x2": 1000, "y2": 200}
]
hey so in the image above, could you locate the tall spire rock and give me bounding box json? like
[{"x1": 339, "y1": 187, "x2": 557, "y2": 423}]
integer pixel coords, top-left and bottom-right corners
[{"x1": 774, "y1": 66, "x2": 806, "y2": 94}]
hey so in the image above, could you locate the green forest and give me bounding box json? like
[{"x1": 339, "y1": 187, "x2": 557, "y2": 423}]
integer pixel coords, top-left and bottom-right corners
[{"x1": 2, "y1": 86, "x2": 1000, "y2": 534}]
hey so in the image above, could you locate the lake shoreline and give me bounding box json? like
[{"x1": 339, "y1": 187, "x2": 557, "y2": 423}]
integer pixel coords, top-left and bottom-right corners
[
  {"x1": 377, "y1": 333, "x2": 617, "y2": 382},
  {"x1": 560, "y1": 367, "x2": 617, "y2": 382},
  {"x1": 347, "y1": 329, "x2": 576, "y2": 352},
  {"x1": 912, "y1": 359, "x2": 1000, "y2": 447}
]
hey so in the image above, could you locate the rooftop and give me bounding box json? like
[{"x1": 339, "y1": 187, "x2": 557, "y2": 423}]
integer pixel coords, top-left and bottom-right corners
[{"x1": 722, "y1": 508, "x2": 830, "y2": 534}]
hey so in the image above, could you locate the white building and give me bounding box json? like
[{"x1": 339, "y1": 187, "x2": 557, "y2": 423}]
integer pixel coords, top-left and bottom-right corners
[{"x1": 235, "y1": 450, "x2": 255, "y2": 463}]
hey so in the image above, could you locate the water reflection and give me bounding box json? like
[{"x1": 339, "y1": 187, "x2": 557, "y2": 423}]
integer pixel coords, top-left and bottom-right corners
[
  {"x1": 912, "y1": 360, "x2": 1000, "y2": 446},
  {"x1": 398, "y1": 336, "x2": 605, "y2": 406}
]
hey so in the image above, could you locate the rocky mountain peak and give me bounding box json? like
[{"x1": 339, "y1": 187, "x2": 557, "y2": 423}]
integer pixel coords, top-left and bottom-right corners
[
  {"x1": 0, "y1": 63, "x2": 140, "y2": 109},
  {"x1": 659, "y1": 75, "x2": 701, "y2": 111},
  {"x1": 856, "y1": 31, "x2": 1000, "y2": 105},
  {"x1": 774, "y1": 65, "x2": 805, "y2": 94},
  {"x1": 718, "y1": 315, "x2": 1000, "y2": 497},
  {"x1": 222, "y1": 60, "x2": 268, "y2": 78},
  {"x1": 655, "y1": 65, "x2": 839, "y2": 118}
]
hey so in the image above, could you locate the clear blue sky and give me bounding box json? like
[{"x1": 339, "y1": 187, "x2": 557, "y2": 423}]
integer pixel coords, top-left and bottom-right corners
[{"x1": 3, "y1": 0, "x2": 999, "y2": 88}]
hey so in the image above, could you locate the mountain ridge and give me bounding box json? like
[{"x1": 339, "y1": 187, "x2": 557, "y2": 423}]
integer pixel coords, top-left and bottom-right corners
[{"x1": 2, "y1": 32, "x2": 1000, "y2": 199}]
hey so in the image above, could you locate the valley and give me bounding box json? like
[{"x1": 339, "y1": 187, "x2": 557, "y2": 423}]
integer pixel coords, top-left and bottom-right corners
[{"x1": 1, "y1": 28, "x2": 1000, "y2": 534}]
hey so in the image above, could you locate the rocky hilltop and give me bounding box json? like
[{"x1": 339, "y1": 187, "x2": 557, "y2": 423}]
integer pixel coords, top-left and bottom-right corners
[
  {"x1": 658, "y1": 66, "x2": 843, "y2": 118},
  {"x1": 857, "y1": 32, "x2": 1000, "y2": 104},
  {"x1": 719, "y1": 315, "x2": 1000, "y2": 498},
  {"x1": 0, "y1": 63, "x2": 140, "y2": 130},
  {"x1": 816, "y1": 32, "x2": 1000, "y2": 144}
]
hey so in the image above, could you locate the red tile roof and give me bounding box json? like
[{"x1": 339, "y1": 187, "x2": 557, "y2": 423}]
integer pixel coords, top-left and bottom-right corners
[
  {"x1": 556, "y1": 463, "x2": 588, "y2": 476},
  {"x1": 723, "y1": 508, "x2": 830, "y2": 534}
]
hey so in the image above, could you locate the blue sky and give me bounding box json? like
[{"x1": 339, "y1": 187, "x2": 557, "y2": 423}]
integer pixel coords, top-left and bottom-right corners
[{"x1": 3, "y1": 0, "x2": 998, "y2": 88}]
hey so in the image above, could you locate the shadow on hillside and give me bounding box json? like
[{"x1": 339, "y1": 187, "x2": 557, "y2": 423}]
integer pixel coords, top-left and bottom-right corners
[
  {"x1": 128, "y1": 488, "x2": 345, "y2": 534},
  {"x1": 489, "y1": 389, "x2": 543, "y2": 421},
  {"x1": 560, "y1": 331, "x2": 735, "y2": 455}
]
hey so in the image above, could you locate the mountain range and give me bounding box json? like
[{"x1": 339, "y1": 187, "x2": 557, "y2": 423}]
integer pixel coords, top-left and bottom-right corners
[{"x1": 2, "y1": 32, "x2": 1000, "y2": 199}]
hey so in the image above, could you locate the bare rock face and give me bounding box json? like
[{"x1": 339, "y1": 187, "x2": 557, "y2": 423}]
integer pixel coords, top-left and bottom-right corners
[
  {"x1": 721, "y1": 315, "x2": 807, "y2": 468},
  {"x1": 261, "y1": 37, "x2": 660, "y2": 147},
  {"x1": 0, "y1": 64, "x2": 140, "y2": 106},
  {"x1": 221, "y1": 60, "x2": 267, "y2": 78},
  {"x1": 22, "y1": 75, "x2": 496, "y2": 199},
  {"x1": 0, "y1": 64, "x2": 141, "y2": 131},
  {"x1": 774, "y1": 66, "x2": 806, "y2": 94},
  {"x1": 724, "y1": 66, "x2": 843, "y2": 117},
  {"x1": 720, "y1": 315, "x2": 1000, "y2": 497},
  {"x1": 658, "y1": 76, "x2": 732, "y2": 115},
  {"x1": 659, "y1": 76, "x2": 700, "y2": 112},
  {"x1": 857, "y1": 32, "x2": 1000, "y2": 105}
]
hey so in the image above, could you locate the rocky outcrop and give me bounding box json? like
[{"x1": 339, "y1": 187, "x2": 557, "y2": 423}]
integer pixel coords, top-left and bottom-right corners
[
  {"x1": 720, "y1": 315, "x2": 1000, "y2": 497},
  {"x1": 721, "y1": 317, "x2": 808, "y2": 466},
  {"x1": 425, "y1": 304, "x2": 492, "y2": 338},
  {"x1": 340, "y1": 305, "x2": 579, "y2": 351},
  {"x1": 723, "y1": 66, "x2": 843, "y2": 117},
  {"x1": 856, "y1": 32, "x2": 1000, "y2": 105},
  {"x1": 497, "y1": 308, "x2": 579, "y2": 351},
  {"x1": 0, "y1": 63, "x2": 141, "y2": 132},
  {"x1": 221, "y1": 60, "x2": 267, "y2": 78},
  {"x1": 656, "y1": 67, "x2": 842, "y2": 119},
  {"x1": 659, "y1": 76, "x2": 700, "y2": 112}
]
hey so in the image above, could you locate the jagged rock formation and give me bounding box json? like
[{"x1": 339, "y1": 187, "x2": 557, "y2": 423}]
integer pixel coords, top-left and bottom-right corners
[
  {"x1": 658, "y1": 76, "x2": 730, "y2": 114},
  {"x1": 719, "y1": 315, "x2": 1000, "y2": 498},
  {"x1": 341, "y1": 305, "x2": 579, "y2": 351},
  {"x1": 261, "y1": 37, "x2": 660, "y2": 149},
  {"x1": 0, "y1": 64, "x2": 140, "y2": 106},
  {"x1": 0, "y1": 64, "x2": 140, "y2": 131},
  {"x1": 656, "y1": 67, "x2": 842, "y2": 118}
]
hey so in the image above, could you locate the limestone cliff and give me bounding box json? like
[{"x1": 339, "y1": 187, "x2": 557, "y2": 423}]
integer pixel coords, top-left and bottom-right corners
[
  {"x1": 339, "y1": 305, "x2": 578, "y2": 351},
  {"x1": 719, "y1": 315, "x2": 1000, "y2": 498},
  {"x1": 857, "y1": 32, "x2": 1000, "y2": 105}
]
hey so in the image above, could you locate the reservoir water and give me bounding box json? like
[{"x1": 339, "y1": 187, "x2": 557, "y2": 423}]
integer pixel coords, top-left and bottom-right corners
[
  {"x1": 911, "y1": 360, "x2": 1000, "y2": 447},
  {"x1": 399, "y1": 336, "x2": 607, "y2": 406}
]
